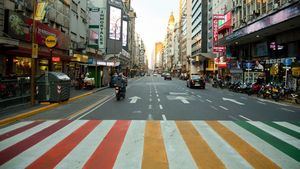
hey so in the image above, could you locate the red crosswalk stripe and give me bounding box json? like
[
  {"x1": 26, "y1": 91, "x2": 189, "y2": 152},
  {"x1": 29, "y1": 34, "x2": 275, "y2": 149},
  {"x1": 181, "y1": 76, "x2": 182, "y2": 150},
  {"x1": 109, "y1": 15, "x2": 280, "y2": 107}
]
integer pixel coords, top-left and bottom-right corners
[
  {"x1": 26, "y1": 120, "x2": 101, "y2": 169},
  {"x1": 83, "y1": 120, "x2": 131, "y2": 169},
  {"x1": 0, "y1": 120, "x2": 72, "y2": 165},
  {"x1": 0, "y1": 121, "x2": 44, "y2": 142}
]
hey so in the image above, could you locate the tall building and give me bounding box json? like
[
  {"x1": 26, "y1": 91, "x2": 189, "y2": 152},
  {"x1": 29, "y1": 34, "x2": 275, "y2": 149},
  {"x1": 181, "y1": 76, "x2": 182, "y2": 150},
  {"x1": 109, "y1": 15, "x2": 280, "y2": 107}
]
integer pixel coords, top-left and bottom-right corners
[
  {"x1": 154, "y1": 42, "x2": 163, "y2": 70},
  {"x1": 191, "y1": 0, "x2": 208, "y2": 74},
  {"x1": 178, "y1": 0, "x2": 192, "y2": 74},
  {"x1": 166, "y1": 12, "x2": 175, "y2": 71}
]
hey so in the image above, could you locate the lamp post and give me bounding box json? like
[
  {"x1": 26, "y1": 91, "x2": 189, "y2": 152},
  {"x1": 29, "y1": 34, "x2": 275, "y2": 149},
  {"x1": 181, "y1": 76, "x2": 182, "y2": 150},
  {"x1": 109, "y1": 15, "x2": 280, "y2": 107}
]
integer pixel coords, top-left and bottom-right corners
[{"x1": 31, "y1": 0, "x2": 37, "y2": 105}]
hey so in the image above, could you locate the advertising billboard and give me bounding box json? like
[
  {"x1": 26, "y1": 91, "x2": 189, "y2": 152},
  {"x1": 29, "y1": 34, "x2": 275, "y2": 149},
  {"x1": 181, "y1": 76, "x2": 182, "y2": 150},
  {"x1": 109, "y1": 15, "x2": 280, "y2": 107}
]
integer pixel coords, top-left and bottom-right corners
[
  {"x1": 109, "y1": 6, "x2": 121, "y2": 40},
  {"x1": 122, "y1": 21, "x2": 128, "y2": 47},
  {"x1": 89, "y1": 28, "x2": 99, "y2": 47}
]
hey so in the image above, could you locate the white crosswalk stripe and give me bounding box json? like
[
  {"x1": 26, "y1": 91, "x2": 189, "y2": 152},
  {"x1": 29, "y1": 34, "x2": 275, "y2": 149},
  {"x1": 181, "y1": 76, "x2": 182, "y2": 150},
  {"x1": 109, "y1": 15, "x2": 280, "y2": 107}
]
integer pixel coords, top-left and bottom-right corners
[{"x1": 274, "y1": 122, "x2": 300, "y2": 133}]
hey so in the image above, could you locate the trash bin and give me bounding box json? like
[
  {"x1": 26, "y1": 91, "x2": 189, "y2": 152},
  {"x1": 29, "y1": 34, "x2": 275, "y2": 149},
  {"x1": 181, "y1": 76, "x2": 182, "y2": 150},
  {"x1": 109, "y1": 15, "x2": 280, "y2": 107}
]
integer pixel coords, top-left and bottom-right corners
[{"x1": 36, "y1": 72, "x2": 71, "y2": 102}]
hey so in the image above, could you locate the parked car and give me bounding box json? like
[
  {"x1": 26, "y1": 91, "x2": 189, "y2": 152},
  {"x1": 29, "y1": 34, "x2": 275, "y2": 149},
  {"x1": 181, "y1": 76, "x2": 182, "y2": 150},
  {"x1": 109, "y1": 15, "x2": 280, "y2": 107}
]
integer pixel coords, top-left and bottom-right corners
[
  {"x1": 153, "y1": 73, "x2": 158, "y2": 76},
  {"x1": 187, "y1": 74, "x2": 205, "y2": 89},
  {"x1": 164, "y1": 73, "x2": 172, "y2": 80},
  {"x1": 161, "y1": 73, "x2": 166, "y2": 77}
]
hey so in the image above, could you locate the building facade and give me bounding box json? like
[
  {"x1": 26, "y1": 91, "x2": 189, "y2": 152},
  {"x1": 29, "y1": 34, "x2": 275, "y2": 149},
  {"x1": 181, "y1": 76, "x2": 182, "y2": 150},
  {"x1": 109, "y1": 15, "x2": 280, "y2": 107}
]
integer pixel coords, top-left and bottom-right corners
[
  {"x1": 154, "y1": 42, "x2": 163, "y2": 71},
  {"x1": 219, "y1": 0, "x2": 300, "y2": 90},
  {"x1": 191, "y1": 0, "x2": 208, "y2": 74}
]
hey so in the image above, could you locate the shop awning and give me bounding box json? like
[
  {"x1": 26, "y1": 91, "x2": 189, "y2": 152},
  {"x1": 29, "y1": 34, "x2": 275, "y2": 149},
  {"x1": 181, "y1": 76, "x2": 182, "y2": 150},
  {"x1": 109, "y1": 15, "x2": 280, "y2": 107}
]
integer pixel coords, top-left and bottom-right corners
[
  {"x1": 199, "y1": 53, "x2": 216, "y2": 59},
  {"x1": 0, "y1": 37, "x2": 19, "y2": 48}
]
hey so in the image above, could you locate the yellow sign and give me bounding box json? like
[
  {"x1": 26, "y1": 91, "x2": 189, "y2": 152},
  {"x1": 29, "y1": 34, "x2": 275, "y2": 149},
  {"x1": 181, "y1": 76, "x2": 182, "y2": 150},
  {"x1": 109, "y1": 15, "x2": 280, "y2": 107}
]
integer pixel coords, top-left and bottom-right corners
[
  {"x1": 45, "y1": 35, "x2": 57, "y2": 48},
  {"x1": 32, "y1": 43, "x2": 38, "y2": 58},
  {"x1": 35, "y1": 2, "x2": 48, "y2": 21}
]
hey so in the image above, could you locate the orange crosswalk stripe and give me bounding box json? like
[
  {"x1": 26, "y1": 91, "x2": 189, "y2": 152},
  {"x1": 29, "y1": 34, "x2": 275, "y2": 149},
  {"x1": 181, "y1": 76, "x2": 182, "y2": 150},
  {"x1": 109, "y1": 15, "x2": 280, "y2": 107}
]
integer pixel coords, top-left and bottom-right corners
[
  {"x1": 176, "y1": 121, "x2": 225, "y2": 169},
  {"x1": 142, "y1": 121, "x2": 168, "y2": 169},
  {"x1": 207, "y1": 121, "x2": 280, "y2": 169}
]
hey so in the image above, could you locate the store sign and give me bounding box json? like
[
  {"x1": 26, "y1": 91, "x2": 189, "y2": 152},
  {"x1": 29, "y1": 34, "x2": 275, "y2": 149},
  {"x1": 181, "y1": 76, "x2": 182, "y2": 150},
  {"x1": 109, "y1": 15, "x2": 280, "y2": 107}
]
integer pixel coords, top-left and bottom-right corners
[
  {"x1": 212, "y1": 14, "x2": 225, "y2": 54},
  {"x1": 226, "y1": 3, "x2": 300, "y2": 41},
  {"x1": 99, "y1": 8, "x2": 107, "y2": 50},
  {"x1": 97, "y1": 61, "x2": 107, "y2": 66},
  {"x1": 52, "y1": 57, "x2": 61, "y2": 62},
  {"x1": 6, "y1": 10, "x2": 70, "y2": 50},
  {"x1": 214, "y1": 56, "x2": 228, "y2": 68},
  {"x1": 265, "y1": 57, "x2": 296, "y2": 64},
  {"x1": 45, "y1": 35, "x2": 57, "y2": 48}
]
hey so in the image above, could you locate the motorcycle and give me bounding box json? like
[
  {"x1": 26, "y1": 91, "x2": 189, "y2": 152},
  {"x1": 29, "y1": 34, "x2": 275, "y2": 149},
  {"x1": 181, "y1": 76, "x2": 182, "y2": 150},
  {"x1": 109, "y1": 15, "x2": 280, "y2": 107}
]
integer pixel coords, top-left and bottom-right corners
[
  {"x1": 271, "y1": 85, "x2": 281, "y2": 102},
  {"x1": 115, "y1": 84, "x2": 126, "y2": 101},
  {"x1": 291, "y1": 92, "x2": 300, "y2": 104},
  {"x1": 248, "y1": 82, "x2": 261, "y2": 96}
]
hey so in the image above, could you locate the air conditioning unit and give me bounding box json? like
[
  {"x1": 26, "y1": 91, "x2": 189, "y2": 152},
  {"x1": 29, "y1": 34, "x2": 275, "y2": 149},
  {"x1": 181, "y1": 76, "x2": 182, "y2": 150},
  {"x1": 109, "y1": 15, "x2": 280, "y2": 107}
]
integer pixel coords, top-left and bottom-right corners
[
  {"x1": 43, "y1": 18, "x2": 49, "y2": 24},
  {"x1": 15, "y1": 4, "x2": 25, "y2": 12},
  {"x1": 273, "y1": 3, "x2": 279, "y2": 9}
]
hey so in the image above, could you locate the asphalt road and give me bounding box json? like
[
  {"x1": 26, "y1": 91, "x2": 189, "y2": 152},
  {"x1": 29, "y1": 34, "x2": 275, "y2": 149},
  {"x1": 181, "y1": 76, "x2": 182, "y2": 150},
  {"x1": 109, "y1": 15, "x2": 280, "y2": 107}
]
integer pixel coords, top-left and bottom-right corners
[
  {"x1": 23, "y1": 75, "x2": 300, "y2": 121},
  {"x1": 2, "y1": 76, "x2": 300, "y2": 168}
]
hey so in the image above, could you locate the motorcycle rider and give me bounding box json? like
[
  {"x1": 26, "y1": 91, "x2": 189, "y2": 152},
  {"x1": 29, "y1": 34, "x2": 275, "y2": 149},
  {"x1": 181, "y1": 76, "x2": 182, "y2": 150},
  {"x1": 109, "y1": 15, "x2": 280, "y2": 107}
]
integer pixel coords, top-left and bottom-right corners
[{"x1": 115, "y1": 72, "x2": 126, "y2": 93}]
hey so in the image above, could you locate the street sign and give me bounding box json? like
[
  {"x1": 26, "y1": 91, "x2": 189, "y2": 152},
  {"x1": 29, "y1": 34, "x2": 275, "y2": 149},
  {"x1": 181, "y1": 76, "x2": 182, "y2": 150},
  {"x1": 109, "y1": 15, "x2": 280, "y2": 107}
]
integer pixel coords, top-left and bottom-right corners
[
  {"x1": 284, "y1": 58, "x2": 292, "y2": 66},
  {"x1": 32, "y1": 43, "x2": 38, "y2": 58},
  {"x1": 45, "y1": 35, "x2": 57, "y2": 48},
  {"x1": 246, "y1": 62, "x2": 252, "y2": 69}
]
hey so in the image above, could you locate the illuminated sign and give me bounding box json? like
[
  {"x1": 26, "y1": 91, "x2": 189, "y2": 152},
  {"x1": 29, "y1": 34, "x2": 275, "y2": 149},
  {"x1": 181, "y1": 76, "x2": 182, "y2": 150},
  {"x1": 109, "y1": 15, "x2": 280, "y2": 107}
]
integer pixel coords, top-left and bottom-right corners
[
  {"x1": 52, "y1": 57, "x2": 61, "y2": 62},
  {"x1": 109, "y1": 6, "x2": 121, "y2": 40},
  {"x1": 122, "y1": 21, "x2": 128, "y2": 46},
  {"x1": 212, "y1": 14, "x2": 225, "y2": 53},
  {"x1": 99, "y1": 8, "x2": 107, "y2": 50},
  {"x1": 45, "y1": 35, "x2": 57, "y2": 48}
]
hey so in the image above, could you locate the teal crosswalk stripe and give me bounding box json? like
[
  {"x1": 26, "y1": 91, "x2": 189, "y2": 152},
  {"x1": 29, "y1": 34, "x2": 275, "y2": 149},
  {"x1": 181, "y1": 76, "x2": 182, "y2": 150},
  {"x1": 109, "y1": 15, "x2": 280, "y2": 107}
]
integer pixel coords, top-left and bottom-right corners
[
  {"x1": 263, "y1": 122, "x2": 300, "y2": 139},
  {"x1": 289, "y1": 122, "x2": 300, "y2": 127},
  {"x1": 235, "y1": 121, "x2": 300, "y2": 162}
]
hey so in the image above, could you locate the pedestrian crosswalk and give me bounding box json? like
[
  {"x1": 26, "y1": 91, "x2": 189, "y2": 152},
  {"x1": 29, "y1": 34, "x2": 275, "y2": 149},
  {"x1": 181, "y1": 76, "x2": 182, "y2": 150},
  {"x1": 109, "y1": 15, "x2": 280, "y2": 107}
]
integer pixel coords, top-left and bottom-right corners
[{"x1": 0, "y1": 120, "x2": 299, "y2": 169}]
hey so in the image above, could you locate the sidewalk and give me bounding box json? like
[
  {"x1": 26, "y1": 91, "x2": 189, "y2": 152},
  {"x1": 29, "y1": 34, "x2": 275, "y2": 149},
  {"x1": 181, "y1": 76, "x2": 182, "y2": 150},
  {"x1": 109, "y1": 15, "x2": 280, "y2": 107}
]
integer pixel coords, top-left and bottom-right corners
[{"x1": 0, "y1": 86, "x2": 109, "y2": 121}]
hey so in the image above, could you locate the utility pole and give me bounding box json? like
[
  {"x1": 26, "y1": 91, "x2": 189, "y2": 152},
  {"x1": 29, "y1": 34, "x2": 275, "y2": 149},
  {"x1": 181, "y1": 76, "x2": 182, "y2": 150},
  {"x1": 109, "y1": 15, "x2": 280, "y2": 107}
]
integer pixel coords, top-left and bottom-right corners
[{"x1": 31, "y1": 0, "x2": 37, "y2": 105}]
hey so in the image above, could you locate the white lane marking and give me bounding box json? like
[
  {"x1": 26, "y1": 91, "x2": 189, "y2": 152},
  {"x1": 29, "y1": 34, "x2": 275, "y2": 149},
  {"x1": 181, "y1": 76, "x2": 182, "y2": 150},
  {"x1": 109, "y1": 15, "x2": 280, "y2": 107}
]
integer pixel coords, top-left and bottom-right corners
[
  {"x1": 281, "y1": 108, "x2": 295, "y2": 113},
  {"x1": 197, "y1": 95, "x2": 202, "y2": 98},
  {"x1": 113, "y1": 121, "x2": 145, "y2": 169},
  {"x1": 239, "y1": 115, "x2": 252, "y2": 121},
  {"x1": 206, "y1": 99, "x2": 212, "y2": 103},
  {"x1": 219, "y1": 106, "x2": 229, "y2": 111},
  {"x1": 148, "y1": 105, "x2": 152, "y2": 109},
  {"x1": 56, "y1": 121, "x2": 115, "y2": 169},
  {"x1": 0, "y1": 121, "x2": 33, "y2": 134},
  {"x1": 129, "y1": 96, "x2": 142, "y2": 104},
  {"x1": 159, "y1": 105, "x2": 163, "y2": 110},
  {"x1": 176, "y1": 96, "x2": 190, "y2": 104},
  {"x1": 221, "y1": 121, "x2": 300, "y2": 168},
  {"x1": 158, "y1": 98, "x2": 161, "y2": 102},
  {"x1": 0, "y1": 121, "x2": 57, "y2": 151},
  {"x1": 274, "y1": 122, "x2": 300, "y2": 133},
  {"x1": 149, "y1": 98, "x2": 152, "y2": 102},
  {"x1": 150, "y1": 94, "x2": 152, "y2": 97},
  {"x1": 132, "y1": 111, "x2": 143, "y2": 114},
  {"x1": 223, "y1": 97, "x2": 245, "y2": 105},
  {"x1": 169, "y1": 92, "x2": 188, "y2": 95},
  {"x1": 161, "y1": 121, "x2": 197, "y2": 169},
  {"x1": 210, "y1": 106, "x2": 218, "y2": 110},
  {"x1": 229, "y1": 116, "x2": 239, "y2": 121},
  {"x1": 156, "y1": 94, "x2": 159, "y2": 97},
  {"x1": 257, "y1": 101, "x2": 266, "y2": 105},
  {"x1": 257, "y1": 98, "x2": 289, "y2": 107},
  {"x1": 162, "y1": 114, "x2": 167, "y2": 121},
  {"x1": 241, "y1": 97, "x2": 247, "y2": 100},
  {"x1": 199, "y1": 99, "x2": 205, "y2": 103},
  {"x1": 191, "y1": 92, "x2": 195, "y2": 94},
  {"x1": 249, "y1": 121, "x2": 300, "y2": 148},
  {"x1": 193, "y1": 121, "x2": 252, "y2": 169},
  {"x1": 76, "y1": 95, "x2": 114, "y2": 120},
  {"x1": 148, "y1": 114, "x2": 153, "y2": 120},
  {"x1": 155, "y1": 90, "x2": 158, "y2": 94},
  {"x1": 3, "y1": 121, "x2": 87, "y2": 169}
]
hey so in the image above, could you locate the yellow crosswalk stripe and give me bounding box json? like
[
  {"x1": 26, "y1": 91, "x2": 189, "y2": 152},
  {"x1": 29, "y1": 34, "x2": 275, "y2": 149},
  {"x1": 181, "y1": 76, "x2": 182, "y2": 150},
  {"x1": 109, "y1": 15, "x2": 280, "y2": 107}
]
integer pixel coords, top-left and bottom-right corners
[
  {"x1": 207, "y1": 121, "x2": 281, "y2": 169},
  {"x1": 176, "y1": 121, "x2": 225, "y2": 169},
  {"x1": 142, "y1": 121, "x2": 168, "y2": 169}
]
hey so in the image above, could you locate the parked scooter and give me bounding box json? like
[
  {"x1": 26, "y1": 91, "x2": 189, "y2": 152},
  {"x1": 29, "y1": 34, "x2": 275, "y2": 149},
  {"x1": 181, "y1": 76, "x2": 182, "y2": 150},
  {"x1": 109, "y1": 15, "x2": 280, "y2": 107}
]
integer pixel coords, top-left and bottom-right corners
[{"x1": 291, "y1": 92, "x2": 300, "y2": 104}]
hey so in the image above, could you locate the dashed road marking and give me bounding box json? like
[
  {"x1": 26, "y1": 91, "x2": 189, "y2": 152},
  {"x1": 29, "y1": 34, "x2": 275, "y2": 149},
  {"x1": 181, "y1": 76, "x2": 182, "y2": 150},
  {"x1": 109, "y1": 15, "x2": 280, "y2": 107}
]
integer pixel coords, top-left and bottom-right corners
[
  {"x1": 206, "y1": 99, "x2": 212, "y2": 103},
  {"x1": 219, "y1": 106, "x2": 228, "y2": 111},
  {"x1": 197, "y1": 95, "x2": 202, "y2": 98},
  {"x1": 210, "y1": 106, "x2": 218, "y2": 110},
  {"x1": 162, "y1": 114, "x2": 167, "y2": 121},
  {"x1": 239, "y1": 115, "x2": 252, "y2": 121},
  {"x1": 148, "y1": 114, "x2": 153, "y2": 120},
  {"x1": 158, "y1": 98, "x2": 160, "y2": 102},
  {"x1": 149, "y1": 98, "x2": 152, "y2": 102},
  {"x1": 148, "y1": 105, "x2": 152, "y2": 109},
  {"x1": 257, "y1": 101, "x2": 266, "y2": 105},
  {"x1": 159, "y1": 105, "x2": 163, "y2": 110},
  {"x1": 281, "y1": 108, "x2": 295, "y2": 113},
  {"x1": 199, "y1": 99, "x2": 205, "y2": 103}
]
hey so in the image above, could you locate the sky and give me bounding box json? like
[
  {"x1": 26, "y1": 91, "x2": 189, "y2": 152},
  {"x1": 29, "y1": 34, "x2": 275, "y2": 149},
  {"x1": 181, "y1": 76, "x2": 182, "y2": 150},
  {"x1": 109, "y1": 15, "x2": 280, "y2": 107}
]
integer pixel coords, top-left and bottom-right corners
[{"x1": 131, "y1": 0, "x2": 179, "y2": 68}]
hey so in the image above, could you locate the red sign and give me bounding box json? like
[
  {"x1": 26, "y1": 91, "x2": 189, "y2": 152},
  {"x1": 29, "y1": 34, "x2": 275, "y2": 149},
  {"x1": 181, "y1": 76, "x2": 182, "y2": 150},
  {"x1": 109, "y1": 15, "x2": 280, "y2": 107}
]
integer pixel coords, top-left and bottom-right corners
[
  {"x1": 212, "y1": 14, "x2": 226, "y2": 54},
  {"x1": 52, "y1": 57, "x2": 61, "y2": 62}
]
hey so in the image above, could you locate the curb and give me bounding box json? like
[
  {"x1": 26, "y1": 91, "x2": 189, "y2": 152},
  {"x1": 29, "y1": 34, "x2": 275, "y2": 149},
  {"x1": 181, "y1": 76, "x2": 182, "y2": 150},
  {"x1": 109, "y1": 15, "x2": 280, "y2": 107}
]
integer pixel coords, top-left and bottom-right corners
[{"x1": 0, "y1": 86, "x2": 109, "y2": 127}]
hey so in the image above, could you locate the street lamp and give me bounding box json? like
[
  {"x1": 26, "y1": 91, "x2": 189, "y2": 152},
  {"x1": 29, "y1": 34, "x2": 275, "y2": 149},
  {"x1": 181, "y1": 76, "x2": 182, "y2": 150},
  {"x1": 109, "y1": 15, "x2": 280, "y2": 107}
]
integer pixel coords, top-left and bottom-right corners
[{"x1": 31, "y1": 0, "x2": 37, "y2": 105}]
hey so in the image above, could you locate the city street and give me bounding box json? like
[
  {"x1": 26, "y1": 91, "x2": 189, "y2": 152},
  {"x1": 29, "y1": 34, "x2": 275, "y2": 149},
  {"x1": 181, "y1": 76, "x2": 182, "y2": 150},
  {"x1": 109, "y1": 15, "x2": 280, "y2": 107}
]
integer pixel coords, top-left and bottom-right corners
[
  {"x1": 22, "y1": 75, "x2": 300, "y2": 121},
  {"x1": 1, "y1": 76, "x2": 300, "y2": 168}
]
